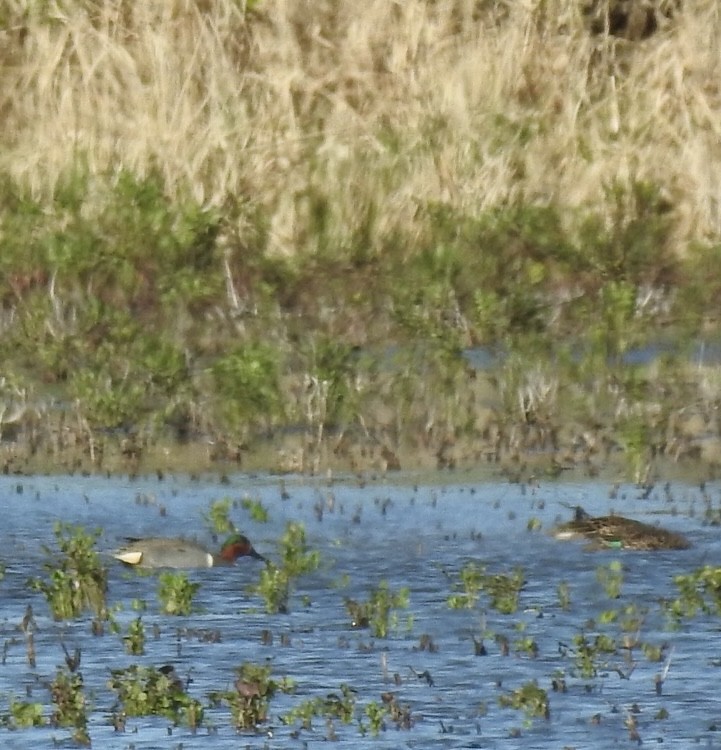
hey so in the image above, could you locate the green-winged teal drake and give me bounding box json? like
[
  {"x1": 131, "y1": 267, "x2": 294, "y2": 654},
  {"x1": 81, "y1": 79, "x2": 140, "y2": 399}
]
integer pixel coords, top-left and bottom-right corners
[
  {"x1": 112, "y1": 534, "x2": 267, "y2": 569},
  {"x1": 553, "y1": 506, "x2": 690, "y2": 550}
]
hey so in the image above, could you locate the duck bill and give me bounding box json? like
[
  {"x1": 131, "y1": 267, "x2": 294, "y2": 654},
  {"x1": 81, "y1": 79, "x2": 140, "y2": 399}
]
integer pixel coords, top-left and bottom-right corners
[{"x1": 250, "y1": 548, "x2": 269, "y2": 563}]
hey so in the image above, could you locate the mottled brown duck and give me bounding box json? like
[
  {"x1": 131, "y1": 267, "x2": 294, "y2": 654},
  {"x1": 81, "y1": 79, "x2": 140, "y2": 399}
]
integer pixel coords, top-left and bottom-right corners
[{"x1": 554, "y1": 506, "x2": 690, "y2": 551}]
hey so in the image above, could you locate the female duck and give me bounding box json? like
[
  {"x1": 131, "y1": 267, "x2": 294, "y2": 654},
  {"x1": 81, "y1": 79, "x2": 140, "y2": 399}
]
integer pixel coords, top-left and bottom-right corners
[
  {"x1": 554, "y1": 506, "x2": 690, "y2": 551},
  {"x1": 112, "y1": 533, "x2": 267, "y2": 569}
]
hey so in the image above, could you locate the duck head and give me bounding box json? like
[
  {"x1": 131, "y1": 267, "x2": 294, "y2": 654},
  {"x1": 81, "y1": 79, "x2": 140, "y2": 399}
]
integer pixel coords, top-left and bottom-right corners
[{"x1": 218, "y1": 534, "x2": 267, "y2": 564}]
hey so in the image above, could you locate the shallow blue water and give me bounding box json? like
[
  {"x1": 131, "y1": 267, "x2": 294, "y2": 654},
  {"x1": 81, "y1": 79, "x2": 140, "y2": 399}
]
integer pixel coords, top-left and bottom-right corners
[
  {"x1": 0, "y1": 472, "x2": 719, "y2": 748},
  {"x1": 463, "y1": 337, "x2": 721, "y2": 369}
]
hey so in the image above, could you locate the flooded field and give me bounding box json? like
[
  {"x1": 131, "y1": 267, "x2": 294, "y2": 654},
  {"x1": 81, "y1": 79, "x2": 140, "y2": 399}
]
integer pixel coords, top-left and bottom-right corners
[{"x1": 0, "y1": 471, "x2": 720, "y2": 748}]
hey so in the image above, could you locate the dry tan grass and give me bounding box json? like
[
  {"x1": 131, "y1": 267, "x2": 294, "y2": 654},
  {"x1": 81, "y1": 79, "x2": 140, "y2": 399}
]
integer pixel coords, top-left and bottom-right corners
[{"x1": 1, "y1": 0, "x2": 720, "y2": 255}]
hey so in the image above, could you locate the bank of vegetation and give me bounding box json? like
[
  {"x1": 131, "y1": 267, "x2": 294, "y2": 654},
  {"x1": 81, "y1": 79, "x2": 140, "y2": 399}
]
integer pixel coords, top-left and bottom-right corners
[{"x1": 0, "y1": 0, "x2": 720, "y2": 479}]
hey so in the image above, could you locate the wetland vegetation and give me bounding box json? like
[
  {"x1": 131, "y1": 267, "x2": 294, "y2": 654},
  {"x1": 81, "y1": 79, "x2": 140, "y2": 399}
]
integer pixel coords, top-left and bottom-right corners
[
  {"x1": 0, "y1": 0, "x2": 719, "y2": 481},
  {"x1": 1, "y1": 474, "x2": 720, "y2": 747},
  {"x1": 3, "y1": 7, "x2": 721, "y2": 746}
]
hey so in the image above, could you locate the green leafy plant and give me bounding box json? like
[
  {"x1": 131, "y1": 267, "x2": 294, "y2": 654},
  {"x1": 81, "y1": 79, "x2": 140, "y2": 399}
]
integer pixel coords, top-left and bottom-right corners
[
  {"x1": 251, "y1": 521, "x2": 320, "y2": 614},
  {"x1": 557, "y1": 581, "x2": 571, "y2": 610},
  {"x1": 498, "y1": 680, "x2": 549, "y2": 722},
  {"x1": 50, "y1": 667, "x2": 90, "y2": 744},
  {"x1": 4, "y1": 700, "x2": 45, "y2": 728},
  {"x1": 254, "y1": 564, "x2": 291, "y2": 615},
  {"x1": 108, "y1": 664, "x2": 202, "y2": 728},
  {"x1": 514, "y1": 633, "x2": 539, "y2": 658},
  {"x1": 280, "y1": 683, "x2": 355, "y2": 732},
  {"x1": 123, "y1": 617, "x2": 145, "y2": 655},
  {"x1": 69, "y1": 364, "x2": 147, "y2": 432},
  {"x1": 447, "y1": 563, "x2": 524, "y2": 614},
  {"x1": 211, "y1": 344, "x2": 282, "y2": 432},
  {"x1": 361, "y1": 700, "x2": 389, "y2": 736},
  {"x1": 157, "y1": 572, "x2": 200, "y2": 615},
  {"x1": 447, "y1": 562, "x2": 485, "y2": 609},
  {"x1": 618, "y1": 602, "x2": 647, "y2": 633},
  {"x1": 360, "y1": 693, "x2": 412, "y2": 734},
  {"x1": 276, "y1": 522, "x2": 321, "y2": 577},
  {"x1": 213, "y1": 662, "x2": 288, "y2": 731},
  {"x1": 28, "y1": 523, "x2": 108, "y2": 621},
  {"x1": 596, "y1": 560, "x2": 624, "y2": 599},
  {"x1": 203, "y1": 497, "x2": 236, "y2": 535},
  {"x1": 664, "y1": 565, "x2": 721, "y2": 624},
  {"x1": 345, "y1": 581, "x2": 411, "y2": 638},
  {"x1": 581, "y1": 179, "x2": 675, "y2": 291},
  {"x1": 565, "y1": 632, "x2": 618, "y2": 679},
  {"x1": 598, "y1": 608, "x2": 619, "y2": 625},
  {"x1": 241, "y1": 496, "x2": 269, "y2": 523}
]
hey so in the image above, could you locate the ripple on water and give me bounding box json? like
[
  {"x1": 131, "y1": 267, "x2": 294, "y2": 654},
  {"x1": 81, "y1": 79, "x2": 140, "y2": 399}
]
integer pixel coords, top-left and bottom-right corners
[{"x1": 0, "y1": 474, "x2": 718, "y2": 748}]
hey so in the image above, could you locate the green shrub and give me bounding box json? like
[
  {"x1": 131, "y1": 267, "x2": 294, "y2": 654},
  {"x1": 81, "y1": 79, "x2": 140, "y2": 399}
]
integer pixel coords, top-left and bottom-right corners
[
  {"x1": 211, "y1": 344, "x2": 283, "y2": 431},
  {"x1": 28, "y1": 523, "x2": 108, "y2": 621},
  {"x1": 157, "y1": 572, "x2": 200, "y2": 616},
  {"x1": 109, "y1": 665, "x2": 202, "y2": 727}
]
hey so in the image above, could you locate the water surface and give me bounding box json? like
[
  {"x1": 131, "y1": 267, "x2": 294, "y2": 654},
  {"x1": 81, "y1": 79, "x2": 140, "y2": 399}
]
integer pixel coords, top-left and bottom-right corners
[{"x1": 0, "y1": 473, "x2": 718, "y2": 748}]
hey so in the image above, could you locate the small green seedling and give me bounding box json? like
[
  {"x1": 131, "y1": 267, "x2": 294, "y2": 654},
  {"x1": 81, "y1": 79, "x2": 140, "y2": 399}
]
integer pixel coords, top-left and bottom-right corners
[
  {"x1": 241, "y1": 496, "x2": 269, "y2": 523},
  {"x1": 498, "y1": 680, "x2": 550, "y2": 722},
  {"x1": 664, "y1": 565, "x2": 721, "y2": 624},
  {"x1": 158, "y1": 572, "x2": 200, "y2": 615},
  {"x1": 124, "y1": 617, "x2": 145, "y2": 655},
  {"x1": 557, "y1": 581, "x2": 571, "y2": 610},
  {"x1": 448, "y1": 562, "x2": 524, "y2": 614},
  {"x1": 250, "y1": 521, "x2": 320, "y2": 613},
  {"x1": 203, "y1": 498, "x2": 236, "y2": 535},
  {"x1": 345, "y1": 581, "x2": 410, "y2": 638},
  {"x1": 361, "y1": 700, "x2": 388, "y2": 736},
  {"x1": 5, "y1": 700, "x2": 45, "y2": 728},
  {"x1": 596, "y1": 560, "x2": 624, "y2": 599},
  {"x1": 566, "y1": 632, "x2": 617, "y2": 678}
]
